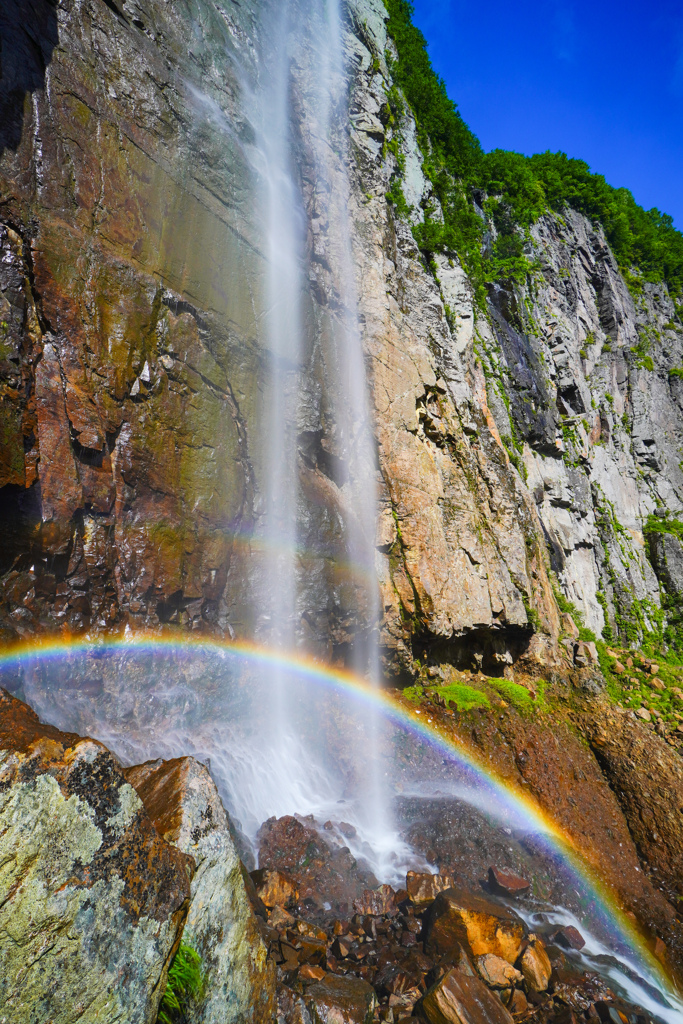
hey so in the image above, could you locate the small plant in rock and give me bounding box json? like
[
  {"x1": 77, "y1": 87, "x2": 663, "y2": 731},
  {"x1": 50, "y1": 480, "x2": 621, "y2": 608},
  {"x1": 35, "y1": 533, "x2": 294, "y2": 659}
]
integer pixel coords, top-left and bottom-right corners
[{"x1": 158, "y1": 945, "x2": 205, "y2": 1024}]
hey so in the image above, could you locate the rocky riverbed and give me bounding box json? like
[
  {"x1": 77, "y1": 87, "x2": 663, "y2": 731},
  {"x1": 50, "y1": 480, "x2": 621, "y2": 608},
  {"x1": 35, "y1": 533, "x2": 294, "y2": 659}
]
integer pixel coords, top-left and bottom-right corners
[{"x1": 0, "y1": 685, "x2": 680, "y2": 1024}]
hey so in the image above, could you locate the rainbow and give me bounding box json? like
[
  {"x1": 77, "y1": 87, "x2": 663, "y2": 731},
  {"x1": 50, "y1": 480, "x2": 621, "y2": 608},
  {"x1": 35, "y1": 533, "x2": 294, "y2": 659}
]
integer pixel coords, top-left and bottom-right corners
[{"x1": 0, "y1": 632, "x2": 679, "y2": 1009}]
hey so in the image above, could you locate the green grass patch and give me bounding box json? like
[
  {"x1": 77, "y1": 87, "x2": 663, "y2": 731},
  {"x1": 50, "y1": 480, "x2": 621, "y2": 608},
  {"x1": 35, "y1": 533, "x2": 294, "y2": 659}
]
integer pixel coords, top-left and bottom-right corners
[
  {"x1": 595, "y1": 639, "x2": 683, "y2": 727},
  {"x1": 404, "y1": 682, "x2": 490, "y2": 711},
  {"x1": 158, "y1": 945, "x2": 205, "y2": 1024},
  {"x1": 487, "y1": 678, "x2": 545, "y2": 712},
  {"x1": 434, "y1": 683, "x2": 490, "y2": 711}
]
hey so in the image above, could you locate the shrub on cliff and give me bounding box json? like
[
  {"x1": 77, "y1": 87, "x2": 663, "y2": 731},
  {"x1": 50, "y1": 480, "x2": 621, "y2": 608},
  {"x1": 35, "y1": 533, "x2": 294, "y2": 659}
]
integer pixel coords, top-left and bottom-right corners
[{"x1": 384, "y1": 0, "x2": 683, "y2": 299}]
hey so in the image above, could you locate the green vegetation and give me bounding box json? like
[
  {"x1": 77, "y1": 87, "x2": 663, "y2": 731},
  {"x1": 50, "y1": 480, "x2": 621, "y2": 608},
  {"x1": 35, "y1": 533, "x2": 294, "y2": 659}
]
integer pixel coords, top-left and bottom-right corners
[
  {"x1": 435, "y1": 682, "x2": 490, "y2": 710},
  {"x1": 596, "y1": 639, "x2": 683, "y2": 731},
  {"x1": 488, "y1": 677, "x2": 545, "y2": 713},
  {"x1": 158, "y1": 945, "x2": 204, "y2": 1024},
  {"x1": 668, "y1": 367, "x2": 683, "y2": 379},
  {"x1": 644, "y1": 514, "x2": 683, "y2": 542},
  {"x1": 384, "y1": 0, "x2": 683, "y2": 299},
  {"x1": 403, "y1": 676, "x2": 547, "y2": 715},
  {"x1": 404, "y1": 682, "x2": 490, "y2": 711},
  {"x1": 550, "y1": 572, "x2": 596, "y2": 642}
]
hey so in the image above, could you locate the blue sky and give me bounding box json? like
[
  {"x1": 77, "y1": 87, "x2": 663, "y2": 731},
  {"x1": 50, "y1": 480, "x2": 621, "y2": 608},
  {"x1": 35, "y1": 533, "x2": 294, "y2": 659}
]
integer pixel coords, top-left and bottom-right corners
[{"x1": 410, "y1": 0, "x2": 683, "y2": 228}]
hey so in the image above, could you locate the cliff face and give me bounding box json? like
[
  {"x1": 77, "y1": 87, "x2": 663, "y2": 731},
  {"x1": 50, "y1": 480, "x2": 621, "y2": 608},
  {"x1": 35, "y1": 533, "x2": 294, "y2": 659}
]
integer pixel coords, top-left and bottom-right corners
[{"x1": 1, "y1": 0, "x2": 682, "y2": 676}]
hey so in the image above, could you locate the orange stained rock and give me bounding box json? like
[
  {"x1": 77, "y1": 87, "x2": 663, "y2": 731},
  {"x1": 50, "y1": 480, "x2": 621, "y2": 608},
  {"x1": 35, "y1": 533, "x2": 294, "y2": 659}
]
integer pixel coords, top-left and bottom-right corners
[
  {"x1": 422, "y1": 968, "x2": 514, "y2": 1024},
  {"x1": 425, "y1": 889, "x2": 525, "y2": 965}
]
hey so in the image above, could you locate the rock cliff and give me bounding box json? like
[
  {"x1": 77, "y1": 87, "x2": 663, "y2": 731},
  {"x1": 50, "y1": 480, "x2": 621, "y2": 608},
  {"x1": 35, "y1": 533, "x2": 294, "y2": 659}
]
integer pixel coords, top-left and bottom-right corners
[
  {"x1": 0, "y1": 690, "x2": 192, "y2": 1023},
  {"x1": 3, "y1": 0, "x2": 682, "y2": 679}
]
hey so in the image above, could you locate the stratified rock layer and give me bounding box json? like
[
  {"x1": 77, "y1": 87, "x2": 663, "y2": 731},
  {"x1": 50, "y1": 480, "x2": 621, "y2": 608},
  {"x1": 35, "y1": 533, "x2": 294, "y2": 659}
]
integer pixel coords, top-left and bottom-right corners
[
  {"x1": 0, "y1": 690, "x2": 192, "y2": 1024},
  {"x1": 125, "y1": 755, "x2": 275, "y2": 1024}
]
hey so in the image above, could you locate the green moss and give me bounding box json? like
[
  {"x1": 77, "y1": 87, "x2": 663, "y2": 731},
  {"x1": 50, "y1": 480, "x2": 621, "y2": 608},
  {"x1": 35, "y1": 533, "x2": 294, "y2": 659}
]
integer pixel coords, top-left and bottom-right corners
[
  {"x1": 435, "y1": 682, "x2": 490, "y2": 710},
  {"x1": 668, "y1": 367, "x2": 683, "y2": 379},
  {"x1": 158, "y1": 945, "x2": 205, "y2": 1024},
  {"x1": 487, "y1": 678, "x2": 544, "y2": 712},
  {"x1": 404, "y1": 681, "x2": 490, "y2": 711}
]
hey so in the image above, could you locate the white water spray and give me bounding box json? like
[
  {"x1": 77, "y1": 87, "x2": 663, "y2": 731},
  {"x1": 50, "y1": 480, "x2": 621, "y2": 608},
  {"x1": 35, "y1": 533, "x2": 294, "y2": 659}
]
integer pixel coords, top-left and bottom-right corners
[{"x1": 234, "y1": 0, "x2": 398, "y2": 877}]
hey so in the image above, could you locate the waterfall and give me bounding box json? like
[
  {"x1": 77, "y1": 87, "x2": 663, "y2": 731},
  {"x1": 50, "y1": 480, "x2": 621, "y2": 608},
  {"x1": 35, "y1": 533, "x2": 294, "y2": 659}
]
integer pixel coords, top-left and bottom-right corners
[{"x1": 221, "y1": 0, "x2": 416, "y2": 882}]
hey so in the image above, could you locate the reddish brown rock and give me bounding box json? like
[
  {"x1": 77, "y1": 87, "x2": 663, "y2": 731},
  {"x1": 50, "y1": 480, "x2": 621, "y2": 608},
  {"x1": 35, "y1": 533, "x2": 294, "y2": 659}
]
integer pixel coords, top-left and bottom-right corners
[
  {"x1": 551, "y1": 926, "x2": 586, "y2": 951},
  {"x1": 425, "y1": 889, "x2": 525, "y2": 964},
  {"x1": 486, "y1": 867, "x2": 530, "y2": 898},
  {"x1": 251, "y1": 868, "x2": 299, "y2": 909},
  {"x1": 354, "y1": 883, "x2": 398, "y2": 916},
  {"x1": 421, "y1": 968, "x2": 514, "y2": 1024},
  {"x1": 300, "y1": 965, "x2": 326, "y2": 982},
  {"x1": 407, "y1": 870, "x2": 455, "y2": 907},
  {"x1": 305, "y1": 974, "x2": 377, "y2": 1024},
  {"x1": 508, "y1": 989, "x2": 527, "y2": 1014},
  {"x1": 474, "y1": 954, "x2": 523, "y2": 989},
  {"x1": 257, "y1": 815, "x2": 377, "y2": 908}
]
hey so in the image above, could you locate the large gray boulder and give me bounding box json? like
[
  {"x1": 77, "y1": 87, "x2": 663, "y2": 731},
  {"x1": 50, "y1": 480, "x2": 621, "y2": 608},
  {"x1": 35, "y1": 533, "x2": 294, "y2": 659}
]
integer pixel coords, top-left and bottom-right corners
[
  {"x1": 0, "y1": 690, "x2": 193, "y2": 1024},
  {"x1": 126, "y1": 756, "x2": 275, "y2": 1023}
]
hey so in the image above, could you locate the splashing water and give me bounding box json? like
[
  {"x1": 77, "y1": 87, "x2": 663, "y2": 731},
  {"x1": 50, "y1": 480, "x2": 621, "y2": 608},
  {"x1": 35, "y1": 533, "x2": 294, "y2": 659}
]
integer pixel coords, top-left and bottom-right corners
[{"x1": 3, "y1": 638, "x2": 683, "y2": 1022}]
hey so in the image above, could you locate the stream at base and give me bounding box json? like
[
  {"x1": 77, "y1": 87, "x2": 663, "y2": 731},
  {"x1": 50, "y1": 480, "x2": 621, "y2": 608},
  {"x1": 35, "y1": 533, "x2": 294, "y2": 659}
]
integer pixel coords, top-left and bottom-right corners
[{"x1": 2, "y1": 640, "x2": 682, "y2": 1023}]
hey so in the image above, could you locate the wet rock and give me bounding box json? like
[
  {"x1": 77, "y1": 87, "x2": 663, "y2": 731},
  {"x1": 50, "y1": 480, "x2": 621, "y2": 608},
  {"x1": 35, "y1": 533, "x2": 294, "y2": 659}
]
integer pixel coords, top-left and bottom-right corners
[
  {"x1": 518, "y1": 937, "x2": 552, "y2": 992},
  {"x1": 584, "y1": 701, "x2": 683, "y2": 916},
  {"x1": 271, "y1": 906, "x2": 297, "y2": 930},
  {"x1": 278, "y1": 983, "x2": 313, "y2": 1024},
  {"x1": 300, "y1": 965, "x2": 327, "y2": 982},
  {"x1": 354, "y1": 884, "x2": 399, "y2": 916},
  {"x1": 0, "y1": 691, "x2": 192, "y2": 1023},
  {"x1": 425, "y1": 889, "x2": 525, "y2": 964},
  {"x1": 126, "y1": 756, "x2": 275, "y2": 1023},
  {"x1": 252, "y1": 868, "x2": 300, "y2": 909},
  {"x1": 474, "y1": 955, "x2": 523, "y2": 989},
  {"x1": 551, "y1": 926, "x2": 586, "y2": 950},
  {"x1": 305, "y1": 974, "x2": 377, "y2": 1024},
  {"x1": 374, "y1": 947, "x2": 434, "y2": 998},
  {"x1": 486, "y1": 867, "x2": 530, "y2": 897},
  {"x1": 421, "y1": 968, "x2": 514, "y2": 1024},
  {"x1": 407, "y1": 870, "x2": 455, "y2": 906},
  {"x1": 508, "y1": 988, "x2": 527, "y2": 1014},
  {"x1": 258, "y1": 816, "x2": 377, "y2": 909}
]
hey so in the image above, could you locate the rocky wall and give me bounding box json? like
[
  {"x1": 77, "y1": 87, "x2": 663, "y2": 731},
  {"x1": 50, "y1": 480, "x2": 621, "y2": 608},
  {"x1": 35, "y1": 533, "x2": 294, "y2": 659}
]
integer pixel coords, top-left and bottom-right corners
[{"x1": 1, "y1": 0, "x2": 682, "y2": 674}]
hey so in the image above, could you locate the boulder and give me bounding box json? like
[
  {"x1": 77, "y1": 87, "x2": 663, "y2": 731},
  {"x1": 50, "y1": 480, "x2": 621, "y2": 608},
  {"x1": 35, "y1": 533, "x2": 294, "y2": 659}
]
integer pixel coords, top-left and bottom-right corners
[
  {"x1": 551, "y1": 926, "x2": 585, "y2": 950},
  {"x1": 354, "y1": 883, "x2": 398, "y2": 916},
  {"x1": 425, "y1": 889, "x2": 525, "y2": 964},
  {"x1": 0, "y1": 691, "x2": 192, "y2": 1024},
  {"x1": 251, "y1": 867, "x2": 299, "y2": 909},
  {"x1": 518, "y1": 937, "x2": 552, "y2": 992},
  {"x1": 126, "y1": 756, "x2": 275, "y2": 1023},
  {"x1": 407, "y1": 870, "x2": 455, "y2": 906},
  {"x1": 421, "y1": 968, "x2": 514, "y2": 1024},
  {"x1": 305, "y1": 974, "x2": 377, "y2": 1024},
  {"x1": 486, "y1": 867, "x2": 530, "y2": 897},
  {"x1": 474, "y1": 954, "x2": 523, "y2": 989}
]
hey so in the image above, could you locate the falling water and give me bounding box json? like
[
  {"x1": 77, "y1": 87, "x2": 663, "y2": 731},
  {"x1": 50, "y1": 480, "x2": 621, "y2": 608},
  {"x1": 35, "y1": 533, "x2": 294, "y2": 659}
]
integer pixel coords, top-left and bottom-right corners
[{"x1": 219, "y1": 0, "x2": 406, "y2": 878}]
